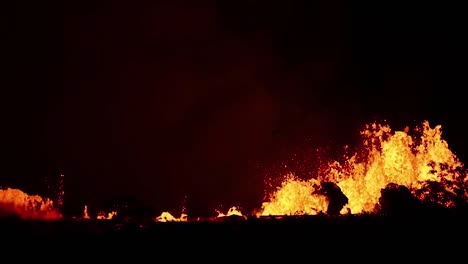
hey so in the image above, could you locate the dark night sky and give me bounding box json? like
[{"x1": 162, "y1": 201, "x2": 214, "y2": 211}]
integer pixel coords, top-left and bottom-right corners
[{"x1": 2, "y1": 0, "x2": 467, "y2": 216}]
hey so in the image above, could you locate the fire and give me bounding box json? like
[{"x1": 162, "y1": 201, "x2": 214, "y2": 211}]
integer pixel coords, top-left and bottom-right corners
[
  {"x1": 260, "y1": 121, "x2": 467, "y2": 215},
  {"x1": 83, "y1": 205, "x2": 90, "y2": 219},
  {"x1": 1, "y1": 120, "x2": 467, "y2": 221},
  {"x1": 97, "y1": 210, "x2": 118, "y2": 220},
  {"x1": 154, "y1": 203, "x2": 189, "y2": 222},
  {"x1": 79, "y1": 205, "x2": 118, "y2": 220},
  {"x1": 0, "y1": 188, "x2": 62, "y2": 220},
  {"x1": 260, "y1": 175, "x2": 328, "y2": 216},
  {"x1": 154, "y1": 212, "x2": 188, "y2": 222},
  {"x1": 216, "y1": 206, "x2": 244, "y2": 217}
]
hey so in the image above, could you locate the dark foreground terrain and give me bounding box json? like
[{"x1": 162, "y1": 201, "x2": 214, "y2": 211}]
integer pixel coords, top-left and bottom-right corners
[
  {"x1": 2, "y1": 211, "x2": 468, "y2": 245},
  {"x1": 1, "y1": 212, "x2": 467, "y2": 261}
]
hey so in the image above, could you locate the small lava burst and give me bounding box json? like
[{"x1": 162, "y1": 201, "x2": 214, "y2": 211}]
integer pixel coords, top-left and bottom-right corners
[
  {"x1": 83, "y1": 205, "x2": 90, "y2": 219},
  {"x1": 1, "y1": 120, "x2": 468, "y2": 221},
  {"x1": 154, "y1": 212, "x2": 188, "y2": 222},
  {"x1": 97, "y1": 210, "x2": 118, "y2": 220},
  {"x1": 258, "y1": 176, "x2": 328, "y2": 216},
  {"x1": 216, "y1": 206, "x2": 245, "y2": 218}
]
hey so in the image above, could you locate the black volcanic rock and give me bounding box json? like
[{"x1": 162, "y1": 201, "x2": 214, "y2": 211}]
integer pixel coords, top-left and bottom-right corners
[
  {"x1": 378, "y1": 183, "x2": 422, "y2": 216},
  {"x1": 317, "y1": 182, "x2": 349, "y2": 216},
  {"x1": 100, "y1": 196, "x2": 157, "y2": 222},
  {"x1": 415, "y1": 180, "x2": 463, "y2": 209}
]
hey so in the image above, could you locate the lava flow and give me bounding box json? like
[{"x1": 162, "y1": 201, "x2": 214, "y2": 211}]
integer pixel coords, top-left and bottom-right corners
[{"x1": 1, "y1": 120, "x2": 467, "y2": 221}]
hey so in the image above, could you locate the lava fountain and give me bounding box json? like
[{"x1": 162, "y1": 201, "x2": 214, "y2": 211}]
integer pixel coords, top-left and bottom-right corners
[
  {"x1": 0, "y1": 188, "x2": 61, "y2": 220},
  {"x1": 259, "y1": 121, "x2": 467, "y2": 216},
  {"x1": 1, "y1": 120, "x2": 467, "y2": 221}
]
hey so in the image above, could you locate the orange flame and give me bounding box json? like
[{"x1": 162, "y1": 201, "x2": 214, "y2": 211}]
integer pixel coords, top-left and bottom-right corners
[
  {"x1": 216, "y1": 206, "x2": 244, "y2": 217},
  {"x1": 260, "y1": 175, "x2": 328, "y2": 216},
  {"x1": 154, "y1": 211, "x2": 188, "y2": 222},
  {"x1": 83, "y1": 205, "x2": 90, "y2": 219},
  {"x1": 97, "y1": 210, "x2": 118, "y2": 220},
  {"x1": 2, "y1": 120, "x2": 466, "y2": 221},
  {"x1": 0, "y1": 188, "x2": 62, "y2": 220},
  {"x1": 260, "y1": 121, "x2": 467, "y2": 215}
]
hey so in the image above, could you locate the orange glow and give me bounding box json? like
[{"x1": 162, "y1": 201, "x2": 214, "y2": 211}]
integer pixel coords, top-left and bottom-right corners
[
  {"x1": 259, "y1": 174, "x2": 328, "y2": 216},
  {"x1": 97, "y1": 210, "x2": 118, "y2": 220},
  {"x1": 0, "y1": 188, "x2": 62, "y2": 220},
  {"x1": 2, "y1": 120, "x2": 467, "y2": 221},
  {"x1": 154, "y1": 211, "x2": 188, "y2": 222},
  {"x1": 216, "y1": 206, "x2": 245, "y2": 218},
  {"x1": 260, "y1": 121, "x2": 467, "y2": 215},
  {"x1": 83, "y1": 205, "x2": 90, "y2": 219}
]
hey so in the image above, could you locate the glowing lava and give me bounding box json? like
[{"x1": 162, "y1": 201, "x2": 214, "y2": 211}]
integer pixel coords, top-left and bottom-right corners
[
  {"x1": 259, "y1": 121, "x2": 467, "y2": 216},
  {"x1": 83, "y1": 205, "x2": 91, "y2": 219},
  {"x1": 216, "y1": 206, "x2": 244, "y2": 217},
  {"x1": 2, "y1": 120, "x2": 467, "y2": 221},
  {"x1": 0, "y1": 188, "x2": 62, "y2": 220},
  {"x1": 97, "y1": 210, "x2": 118, "y2": 220},
  {"x1": 260, "y1": 176, "x2": 328, "y2": 216},
  {"x1": 154, "y1": 206, "x2": 246, "y2": 222},
  {"x1": 155, "y1": 212, "x2": 188, "y2": 222}
]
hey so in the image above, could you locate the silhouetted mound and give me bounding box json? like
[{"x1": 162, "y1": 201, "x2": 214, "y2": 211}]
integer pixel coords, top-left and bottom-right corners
[
  {"x1": 102, "y1": 196, "x2": 157, "y2": 222},
  {"x1": 316, "y1": 181, "x2": 348, "y2": 215},
  {"x1": 378, "y1": 183, "x2": 423, "y2": 215},
  {"x1": 415, "y1": 180, "x2": 468, "y2": 210}
]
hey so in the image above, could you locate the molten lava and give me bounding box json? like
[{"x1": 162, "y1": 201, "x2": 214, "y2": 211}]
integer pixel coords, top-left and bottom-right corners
[
  {"x1": 216, "y1": 206, "x2": 243, "y2": 217},
  {"x1": 83, "y1": 205, "x2": 90, "y2": 219},
  {"x1": 1, "y1": 120, "x2": 467, "y2": 221},
  {"x1": 0, "y1": 188, "x2": 61, "y2": 220},
  {"x1": 155, "y1": 211, "x2": 188, "y2": 222},
  {"x1": 153, "y1": 206, "x2": 245, "y2": 222},
  {"x1": 259, "y1": 121, "x2": 467, "y2": 216},
  {"x1": 260, "y1": 176, "x2": 328, "y2": 216}
]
